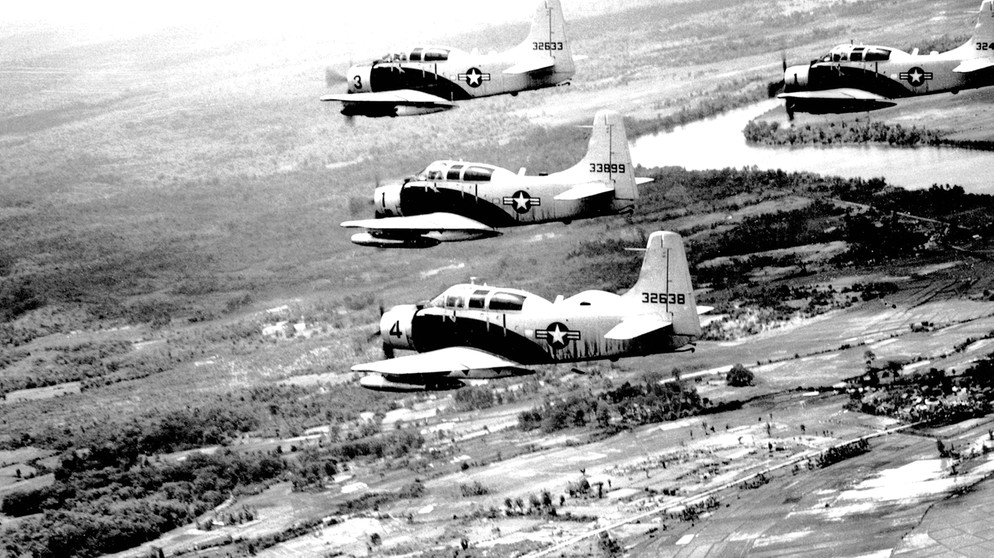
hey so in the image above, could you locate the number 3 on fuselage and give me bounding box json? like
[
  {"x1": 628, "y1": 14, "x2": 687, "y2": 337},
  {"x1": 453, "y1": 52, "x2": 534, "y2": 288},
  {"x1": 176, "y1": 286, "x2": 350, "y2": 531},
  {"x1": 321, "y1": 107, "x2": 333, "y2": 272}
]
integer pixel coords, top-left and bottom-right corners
[{"x1": 320, "y1": 0, "x2": 575, "y2": 117}]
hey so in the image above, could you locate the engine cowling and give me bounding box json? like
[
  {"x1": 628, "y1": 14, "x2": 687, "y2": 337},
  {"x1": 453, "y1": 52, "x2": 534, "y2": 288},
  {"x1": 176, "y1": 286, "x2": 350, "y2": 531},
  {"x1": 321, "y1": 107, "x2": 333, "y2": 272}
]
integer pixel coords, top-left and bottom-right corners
[
  {"x1": 374, "y1": 182, "x2": 403, "y2": 217},
  {"x1": 347, "y1": 64, "x2": 372, "y2": 93},
  {"x1": 380, "y1": 304, "x2": 418, "y2": 350},
  {"x1": 784, "y1": 64, "x2": 810, "y2": 90}
]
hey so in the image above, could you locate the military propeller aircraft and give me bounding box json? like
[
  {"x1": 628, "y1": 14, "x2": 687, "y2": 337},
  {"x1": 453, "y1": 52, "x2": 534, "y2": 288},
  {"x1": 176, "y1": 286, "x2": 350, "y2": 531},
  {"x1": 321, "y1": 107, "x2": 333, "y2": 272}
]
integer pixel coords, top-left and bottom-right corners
[
  {"x1": 352, "y1": 231, "x2": 703, "y2": 392},
  {"x1": 778, "y1": 0, "x2": 994, "y2": 118},
  {"x1": 321, "y1": 0, "x2": 574, "y2": 117},
  {"x1": 342, "y1": 110, "x2": 651, "y2": 248}
]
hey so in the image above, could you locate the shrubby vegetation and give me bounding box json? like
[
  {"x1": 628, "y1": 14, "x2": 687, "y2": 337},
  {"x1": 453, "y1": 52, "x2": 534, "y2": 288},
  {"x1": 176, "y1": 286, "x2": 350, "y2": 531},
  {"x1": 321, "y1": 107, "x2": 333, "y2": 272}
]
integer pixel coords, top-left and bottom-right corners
[
  {"x1": 519, "y1": 372, "x2": 729, "y2": 433},
  {"x1": 2, "y1": 451, "x2": 287, "y2": 558},
  {"x1": 744, "y1": 120, "x2": 945, "y2": 147},
  {"x1": 566, "y1": 167, "x2": 994, "y2": 295},
  {"x1": 846, "y1": 351, "x2": 994, "y2": 426},
  {"x1": 815, "y1": 438, "x2": 870, "y2": 468},
  {"x1": 726, "y1": 363, "x2": 755, "y2": 387}
]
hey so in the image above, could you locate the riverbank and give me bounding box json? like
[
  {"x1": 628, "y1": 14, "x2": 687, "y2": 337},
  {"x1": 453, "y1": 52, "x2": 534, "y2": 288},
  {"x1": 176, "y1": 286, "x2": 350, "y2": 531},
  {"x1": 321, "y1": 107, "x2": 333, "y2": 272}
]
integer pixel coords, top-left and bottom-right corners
[
  {"x1": 630, "y1": 99, "x2": 994, "y2": 193},
  {"x1": 746, "y1": 86, "x2": 994, "y2": 150},
  {"x1": 744, "y1": 114, "x2": 994, "y2": 151}
]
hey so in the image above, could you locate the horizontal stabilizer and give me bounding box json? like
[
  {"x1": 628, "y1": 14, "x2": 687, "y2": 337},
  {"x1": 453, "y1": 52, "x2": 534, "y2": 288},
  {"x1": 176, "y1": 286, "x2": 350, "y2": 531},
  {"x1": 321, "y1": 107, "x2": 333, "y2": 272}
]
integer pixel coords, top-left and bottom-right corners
[
  {"x1": 321, "y1": 89, "x2": 455, "y2": 108},
  {"x1": 605, "y1": 314, "x2": 672, "y2": 340},
  {"x1": 953, "y1": 58, "x2": 994, "y2": 73},
  {"x1": 352, "y1": 346, "x2": 533, "y2": 376},
  {"x1": 342, "y1": 212, "x2": 497, "y2": 234},
  {"x1": 554, "y1": 182, "x2": 614, "y2": 200},
  {"x1": 504, "y1": 56, "x2": 555, "y2": 75},
  {"x1": 636, "y1": 177, "x2": 654, "y2": 185}
]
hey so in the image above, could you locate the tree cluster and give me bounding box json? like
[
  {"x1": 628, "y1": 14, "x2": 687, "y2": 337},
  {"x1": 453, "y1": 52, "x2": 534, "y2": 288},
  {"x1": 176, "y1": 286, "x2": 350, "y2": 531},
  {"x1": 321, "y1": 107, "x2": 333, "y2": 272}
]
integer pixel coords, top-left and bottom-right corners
[
  {"x1": 1, "y1": 451, "x2": 286, "y2": 558},
  {"x1": 519, "y1": 372, "x2": 711, "y2": 434}
]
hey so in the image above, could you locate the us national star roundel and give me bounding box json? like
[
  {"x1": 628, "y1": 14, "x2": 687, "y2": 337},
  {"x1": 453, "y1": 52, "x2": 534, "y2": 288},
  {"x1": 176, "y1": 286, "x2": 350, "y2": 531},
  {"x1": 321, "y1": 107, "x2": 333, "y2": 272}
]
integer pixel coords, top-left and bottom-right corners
[
  {"x1": 458, "y1": 67, "x2": 491, "y2": 88},
  {"x1": 899, "y1": 67, "x2": 933, "y2": 86},
  {"x1": 502, "y1": 190, "x2": 541, "y2": 214},
  {"x1": 535, "y1": 322, "x2": 580, "y2": 350}
]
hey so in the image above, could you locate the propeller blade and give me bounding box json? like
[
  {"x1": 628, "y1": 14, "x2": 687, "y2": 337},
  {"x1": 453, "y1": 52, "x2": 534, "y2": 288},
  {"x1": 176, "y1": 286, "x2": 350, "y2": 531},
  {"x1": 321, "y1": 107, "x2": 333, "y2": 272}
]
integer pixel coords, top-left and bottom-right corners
[
  {"x1": 325, "y1": 67, "x2": 348, "y2": 87},
  {"x1": 768, "y1": 52, "x2": 787, "y2": 98},
  {"x1": 382, "y1": 342, "x2": 395, "y2": 359},
  {"x1": 767, "y1": 79, "x2": 785, "y2": 98}
]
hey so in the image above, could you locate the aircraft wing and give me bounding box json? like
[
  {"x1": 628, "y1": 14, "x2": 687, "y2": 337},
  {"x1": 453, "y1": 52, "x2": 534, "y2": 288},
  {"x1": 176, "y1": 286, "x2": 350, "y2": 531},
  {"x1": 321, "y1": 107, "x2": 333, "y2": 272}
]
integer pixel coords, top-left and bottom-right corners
[
  {"x1": 604, "y1": 313, "x2": 672, "y2": 340},
  {"x1": 777, "y1": 88, "x2": 890, "y2": 102},
  {"x1": 554, "y1": 182, "x2": 614, "y2": 201},
  {"x1": 953, "y1": 58, "x2": 994, "y2": 73},
  {"x1": 504, "y1": 55, "x2": 556, "y2": 75},
  {"x1": 341, "y1": 212, "x2": 497, "y2": 234},
  {"x1": 352, "y1": 346, "x2": 534, "y2": 376},
  {"x1": 320, "y1": 89, "x2": 456, "y2": 109}
]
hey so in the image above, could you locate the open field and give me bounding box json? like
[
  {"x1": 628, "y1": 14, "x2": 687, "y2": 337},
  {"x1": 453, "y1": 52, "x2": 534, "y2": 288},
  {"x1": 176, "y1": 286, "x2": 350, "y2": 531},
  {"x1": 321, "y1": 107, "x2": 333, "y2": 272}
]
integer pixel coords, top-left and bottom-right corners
[{"x1": 5, "y1": 1, "x2": 994, "y2": 557}]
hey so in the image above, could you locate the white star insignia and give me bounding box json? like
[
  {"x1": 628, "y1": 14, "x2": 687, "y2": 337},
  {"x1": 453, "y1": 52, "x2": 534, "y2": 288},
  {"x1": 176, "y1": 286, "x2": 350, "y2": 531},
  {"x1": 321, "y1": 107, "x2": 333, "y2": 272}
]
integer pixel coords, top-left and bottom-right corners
[
  {"x1": 512, "y1": 192, "x2": 529, "y2": 211},
  {"x1": 466, "y1": 69, "x2": 483, "y2": 86}
]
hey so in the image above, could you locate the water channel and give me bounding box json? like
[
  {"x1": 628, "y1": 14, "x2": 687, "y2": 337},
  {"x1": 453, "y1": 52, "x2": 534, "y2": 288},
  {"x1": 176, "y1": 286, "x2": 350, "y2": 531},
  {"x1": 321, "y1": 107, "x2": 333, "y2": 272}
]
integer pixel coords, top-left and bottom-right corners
[{"x1": 629, "y1": 99, "x2": 993, "y2": 195}]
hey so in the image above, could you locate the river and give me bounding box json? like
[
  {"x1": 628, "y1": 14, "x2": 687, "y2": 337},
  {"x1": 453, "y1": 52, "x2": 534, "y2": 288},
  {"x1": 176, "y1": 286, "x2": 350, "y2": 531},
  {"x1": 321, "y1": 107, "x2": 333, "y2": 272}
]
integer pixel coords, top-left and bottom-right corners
[{"x1": 629, "y1": 99, "x2": 993, "y2": 195}]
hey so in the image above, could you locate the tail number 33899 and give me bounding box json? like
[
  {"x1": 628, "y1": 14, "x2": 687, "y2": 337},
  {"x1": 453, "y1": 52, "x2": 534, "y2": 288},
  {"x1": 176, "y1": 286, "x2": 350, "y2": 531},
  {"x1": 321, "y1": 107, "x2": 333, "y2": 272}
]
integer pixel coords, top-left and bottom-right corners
[{"x1": 589, "y1": 163, "x2": 626, "y2": 173}]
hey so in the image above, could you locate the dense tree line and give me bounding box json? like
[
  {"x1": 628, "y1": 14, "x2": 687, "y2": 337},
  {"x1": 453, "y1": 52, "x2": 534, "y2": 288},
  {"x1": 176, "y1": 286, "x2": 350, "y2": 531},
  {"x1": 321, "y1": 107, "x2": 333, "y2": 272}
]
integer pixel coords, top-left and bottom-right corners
[
  {"x1": 846, "y1": 352, "x2": 994, "y2": 425},
  {"x1": 564, "y1": 167, "x2": 994, "y2": 295},
  {"x1": 330, "y1": 428, "x2": 424, "y2": 461},
  {"x1": 519, "y1": 372, "x2": 711, "y2": 433},
  {"x1": 1, "y1": 451, "x2": 286, "y2": 558},
  {"x1": 744, "y1": 119, "x2": 945, "y2": 148},
  {"x1": 690, "y1": 200, "x2": 845, "y2": 263}
]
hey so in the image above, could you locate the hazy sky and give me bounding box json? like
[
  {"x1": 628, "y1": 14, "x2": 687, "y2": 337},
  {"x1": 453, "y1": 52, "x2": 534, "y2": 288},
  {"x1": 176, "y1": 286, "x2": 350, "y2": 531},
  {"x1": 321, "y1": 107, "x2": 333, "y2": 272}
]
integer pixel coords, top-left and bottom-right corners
[{"x1": 6, "y1": 0, "x2": 561, "y2": 40}]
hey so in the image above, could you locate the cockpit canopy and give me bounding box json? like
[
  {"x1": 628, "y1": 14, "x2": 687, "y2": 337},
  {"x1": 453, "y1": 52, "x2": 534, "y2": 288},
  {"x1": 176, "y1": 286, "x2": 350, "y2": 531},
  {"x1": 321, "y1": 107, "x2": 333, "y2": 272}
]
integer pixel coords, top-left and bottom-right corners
[
  {"x1": 414, "y1": 160, "x2": 497, "y2": 182},
  {"x1": 428, "y1": 284, "x2": 545, "y2": 312},
  {"x1": 819, "y1": 44, "x2": 892, "y2": 63},
  {"x1": 377, "y1": 47, "x2": 450, "y2": 64}
]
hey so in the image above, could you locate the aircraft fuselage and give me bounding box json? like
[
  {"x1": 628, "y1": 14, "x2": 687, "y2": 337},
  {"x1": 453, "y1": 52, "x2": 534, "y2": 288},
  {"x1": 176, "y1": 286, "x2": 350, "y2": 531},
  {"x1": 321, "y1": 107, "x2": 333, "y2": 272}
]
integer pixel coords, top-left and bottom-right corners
[
  {"x1": 348, "y1": 48, "x2": 572, "y2": 104},
  {"x1": 381, "y1": 286, "x2": 692, "y2": 376},
  {"x1": 375, "y1": 168, "x2": 634, "y2": 228}
]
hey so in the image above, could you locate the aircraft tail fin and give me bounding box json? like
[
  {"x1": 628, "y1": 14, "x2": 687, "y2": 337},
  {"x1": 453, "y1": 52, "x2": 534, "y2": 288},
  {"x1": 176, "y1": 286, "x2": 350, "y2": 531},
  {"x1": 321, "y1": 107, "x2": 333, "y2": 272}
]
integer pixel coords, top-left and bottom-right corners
[
  {"x1": 624, "y1": 232, "x2": 701, "y2": 338},
  {"x1": 967, "y1": 0, "x2": 994, "y2": 53},
  {"x1": 567, "y1": 110, "x2": 639, "y2": 202},
  {"x1": 520, "y1": 0, "x2": 575, "y2": 76}
]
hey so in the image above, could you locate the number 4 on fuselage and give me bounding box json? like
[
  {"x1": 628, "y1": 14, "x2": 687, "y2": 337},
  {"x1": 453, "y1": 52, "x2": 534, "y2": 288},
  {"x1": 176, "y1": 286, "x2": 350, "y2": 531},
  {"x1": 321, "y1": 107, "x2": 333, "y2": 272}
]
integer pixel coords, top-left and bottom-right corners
[
  {"x1": 320, "y1": 0, "x2": 575, "y2": 117},
  {"x1": 353, "y1": 231, "x2": 709, "y2": 392}
]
